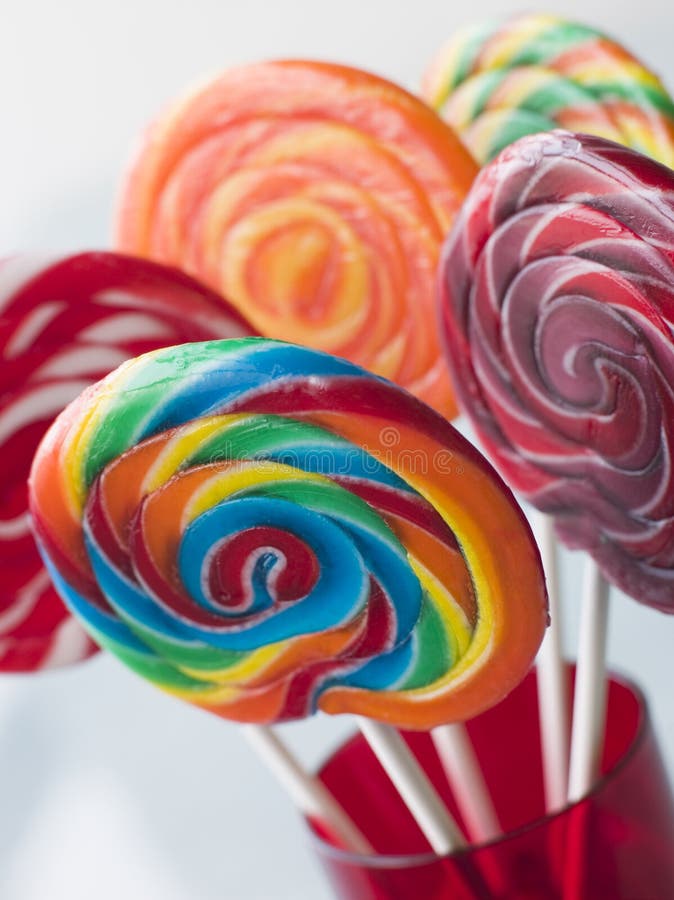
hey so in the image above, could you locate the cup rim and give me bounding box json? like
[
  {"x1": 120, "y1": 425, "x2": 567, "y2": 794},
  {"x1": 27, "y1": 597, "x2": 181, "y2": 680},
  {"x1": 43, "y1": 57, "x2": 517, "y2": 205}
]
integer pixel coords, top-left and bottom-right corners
[{"x1": 307, "y1": 668, "x2": 649, "y2": 868}]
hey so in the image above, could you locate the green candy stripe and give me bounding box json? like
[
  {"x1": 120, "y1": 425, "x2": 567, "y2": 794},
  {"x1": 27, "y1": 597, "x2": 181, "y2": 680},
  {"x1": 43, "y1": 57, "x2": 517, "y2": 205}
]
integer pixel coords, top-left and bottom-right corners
[
  {"x1": 507, "y1": 20, "x2": 600, "y2": 68},
  {"x1": 83, "y1": 339, "x2": 255, "y2": 487},
  {"x1": 445, "y1": 19, "x2": 503, "y2": 94},
  {"x1": 398, "y1": 597, "x2": 452, "y2": 690},
  {"x1": 89, "y1": 622, "x2": 213, "y2": 690},
  {"x1": 485, "y1": 110, "x2": 556, "y2": 161},
  {"x1": 120, "y1": 617, "x2": 246, "y2": 675},
  {"x1": 524, "y1": 77, "x2": 596, "y2": 116},
  {"x1": 582, "y1": 79, "x2": 674, "y2": 117},
  {"x1": 192, "y1": 415, "x2": 352, "y2": 468}
]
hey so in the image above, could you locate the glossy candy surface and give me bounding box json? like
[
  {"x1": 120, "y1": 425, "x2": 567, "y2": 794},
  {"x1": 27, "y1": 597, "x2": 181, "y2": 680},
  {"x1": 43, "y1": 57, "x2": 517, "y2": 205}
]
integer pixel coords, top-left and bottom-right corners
[
  {"x1": 0, "y1": 252, "x2": 253, "y2": 671},
  {"x1": 29, "y1": 338, "x2": 547, "y2": 727},
  {"x1": 422, "y1": 13, "x2": 674, "y2": 166},
  {"x1": 115, "y1": 60, "x2": 478, "y2": 418},
  {"x1": 440, "y1": 130, "x2": 674, "y2": 611}
]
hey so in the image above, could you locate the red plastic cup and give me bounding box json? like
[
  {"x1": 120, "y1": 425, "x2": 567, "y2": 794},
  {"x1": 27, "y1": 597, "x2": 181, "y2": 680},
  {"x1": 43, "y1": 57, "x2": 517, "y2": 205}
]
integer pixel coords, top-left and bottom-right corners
[{"x1": 308, "y1": 669, "x2": 674, "y2": 899}]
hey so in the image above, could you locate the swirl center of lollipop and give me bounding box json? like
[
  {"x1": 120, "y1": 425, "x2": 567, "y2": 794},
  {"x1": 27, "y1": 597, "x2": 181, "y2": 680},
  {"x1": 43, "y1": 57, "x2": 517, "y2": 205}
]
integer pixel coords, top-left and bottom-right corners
[
  {"x1": 243, "y1": 219, "x2": 339, "y2": 316},
  {"x1": 206, "y1": 526, "x2": 320, "y2": 613}
]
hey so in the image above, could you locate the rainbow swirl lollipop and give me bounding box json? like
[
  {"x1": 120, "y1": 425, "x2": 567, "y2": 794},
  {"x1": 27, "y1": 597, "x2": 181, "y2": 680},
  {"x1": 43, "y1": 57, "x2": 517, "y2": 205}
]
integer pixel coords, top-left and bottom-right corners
[
  {"x1": 115, "y1": 60, "x2": 478, "y2": 418},
  {"x1": 440, "y1": 129, "x2": 674, "y2": 612},
  {"x1": 0, "y1": 252, "x2": 253, "y2": 672},
  {"x1": 422, "y1": 13, "x2": 674, "y2": 166},
  {"x1": 29, "y1": 338, "x2": 547, "y2": 728}
]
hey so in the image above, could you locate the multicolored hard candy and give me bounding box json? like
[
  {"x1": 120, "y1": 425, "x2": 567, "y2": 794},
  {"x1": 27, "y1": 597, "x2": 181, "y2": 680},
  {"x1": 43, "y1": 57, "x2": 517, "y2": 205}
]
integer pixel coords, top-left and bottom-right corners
[
  {"x1": 423, "y1": 14, "x2": 674, "y2": 166},
  {"x1": 29, "y1": 338, "x2": 547, "y2": 727}
]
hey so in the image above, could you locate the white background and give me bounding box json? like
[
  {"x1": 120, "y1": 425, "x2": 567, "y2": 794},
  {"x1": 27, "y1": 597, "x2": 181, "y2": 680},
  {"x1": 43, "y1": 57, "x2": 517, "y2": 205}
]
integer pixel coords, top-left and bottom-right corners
[{"x1": 1, "y1": 2, "x2": 673, "y2": 898}]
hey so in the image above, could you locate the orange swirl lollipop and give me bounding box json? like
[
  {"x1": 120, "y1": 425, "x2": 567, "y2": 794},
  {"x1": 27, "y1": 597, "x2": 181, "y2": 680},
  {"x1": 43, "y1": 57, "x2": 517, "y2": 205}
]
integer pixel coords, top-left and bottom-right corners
[{"x1": 115, "y1": 61, "x2": 478, "y2": 418}]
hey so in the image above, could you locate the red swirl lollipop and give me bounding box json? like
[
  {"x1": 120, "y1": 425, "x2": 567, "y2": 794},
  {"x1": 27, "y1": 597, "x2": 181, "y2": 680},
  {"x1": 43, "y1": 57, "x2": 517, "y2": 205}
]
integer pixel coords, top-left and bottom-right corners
[
  {"x1": 440, "y1": 130, "x2": 674, "y2": 612},
  {"x1": 0, "y1": 251, "x2": 254, "y2": 671}
]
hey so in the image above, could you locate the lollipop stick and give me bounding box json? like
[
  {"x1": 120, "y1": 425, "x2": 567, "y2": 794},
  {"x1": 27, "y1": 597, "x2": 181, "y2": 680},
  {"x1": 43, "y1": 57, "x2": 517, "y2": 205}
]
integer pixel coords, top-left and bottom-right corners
[
  {"x1": 241, "y1": 724, "x2": 373, "y2": 854},
  {"x1": 534, "y1": 513, "x2": 570, "y2": 811},
  {"x1": 567, "y1": 560, "x2": 610, "y2": 802},
  {"x1": 357, "y1": 720, "x2": 497, "y2": 899},
  {"x1": 562, "y1": 562, "x2": 609, "y2": 900},
  {"x1": 355, "y1": 717, "x2": 465, "y2": 854},
  {"x1": 431, "y1": 723, "x2": 501, "y2": 842}
]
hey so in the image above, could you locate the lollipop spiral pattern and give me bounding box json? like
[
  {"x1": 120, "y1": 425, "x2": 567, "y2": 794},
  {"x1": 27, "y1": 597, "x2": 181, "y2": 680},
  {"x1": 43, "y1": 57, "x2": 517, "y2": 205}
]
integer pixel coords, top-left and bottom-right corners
[
  {"x1": 115, "y1": 60, "x2": 478, "y2": 418},
  {"x1": 422, "y1": 13, "x2": 674, "y2": 166},
  {"x1": 0, "y1": 252, "x2": 253, "y2": 671},
  {"x1": 29, "y1": 338, "x2": 547, "y2": 727},
  {"x1": 440, "y1": 129, "x2": 674, "y2": 612}
]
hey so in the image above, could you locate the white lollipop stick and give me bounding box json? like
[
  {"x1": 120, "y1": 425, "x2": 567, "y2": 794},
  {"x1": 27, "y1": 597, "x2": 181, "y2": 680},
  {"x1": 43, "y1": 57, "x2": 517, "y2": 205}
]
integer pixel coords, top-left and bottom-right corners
[
  {"x1": 356, "y1": 717, "x2": 465, "y2": 854},
  {"x1": 534, "y1": 513, "x2": 570, "y2": 811},
  {"x1": 567, "y1": 560, "x2": 610, "y2": 803},
  {"x1": 242, "y1": 724, "x2": 372, "y2": 854},
  {"x1": 431, "y1": 723, "x2": 501, "y2": 842}
]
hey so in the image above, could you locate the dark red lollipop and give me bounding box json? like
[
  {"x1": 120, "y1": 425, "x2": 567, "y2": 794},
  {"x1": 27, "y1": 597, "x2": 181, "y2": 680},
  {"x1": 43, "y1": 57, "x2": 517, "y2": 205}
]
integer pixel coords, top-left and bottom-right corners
[
  {"x1": 440, "y1": 130, "x2": 674, "y2": 612},
  {"x1": 0, "y1": 251, "x2": 254, "y2": 671}
]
